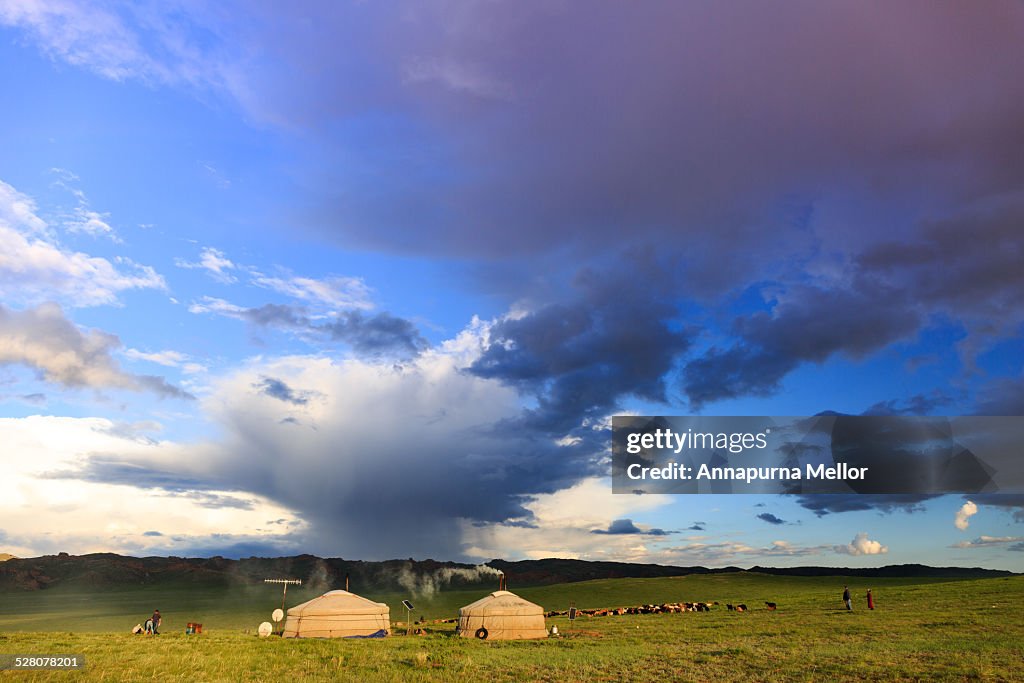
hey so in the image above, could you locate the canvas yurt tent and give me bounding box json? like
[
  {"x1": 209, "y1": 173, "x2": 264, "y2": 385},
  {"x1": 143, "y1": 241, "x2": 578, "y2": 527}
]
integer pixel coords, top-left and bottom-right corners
[
  {"x1": 456, "y1": 590, "x2": 547, "y2": 640},
  {"x1": 282, "y1": 590, "x2": 390, "y2": 638}
]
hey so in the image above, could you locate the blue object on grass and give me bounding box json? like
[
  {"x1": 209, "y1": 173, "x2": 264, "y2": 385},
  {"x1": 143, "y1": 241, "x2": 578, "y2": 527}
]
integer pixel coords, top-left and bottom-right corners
[{"x1": 346, "y1": 629, "x2": 388, "y2": 639}]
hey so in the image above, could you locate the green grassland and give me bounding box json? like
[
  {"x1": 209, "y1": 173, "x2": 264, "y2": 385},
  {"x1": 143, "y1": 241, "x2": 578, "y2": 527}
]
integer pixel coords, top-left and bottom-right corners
[{"x1": 1, "y1": 573, "x2": 1022, "y2": 681}]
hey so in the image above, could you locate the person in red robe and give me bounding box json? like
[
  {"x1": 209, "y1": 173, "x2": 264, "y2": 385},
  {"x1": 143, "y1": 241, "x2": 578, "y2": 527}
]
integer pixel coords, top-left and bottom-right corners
[{"x1": 867, "y1": 589, "x2": 874, "y2": 610}]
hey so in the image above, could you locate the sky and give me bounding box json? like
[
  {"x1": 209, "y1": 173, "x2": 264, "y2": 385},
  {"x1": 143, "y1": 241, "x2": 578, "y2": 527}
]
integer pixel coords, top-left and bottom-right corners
[{"x1": 1, "y1": 1, "x2": 1023, "y2": 570}]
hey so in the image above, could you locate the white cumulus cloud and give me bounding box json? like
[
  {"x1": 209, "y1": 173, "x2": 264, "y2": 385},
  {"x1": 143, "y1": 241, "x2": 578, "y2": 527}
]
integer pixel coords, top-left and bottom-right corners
[
  {"x1": 0, "y1": 302, "x2": 191, "y2": 398},
  {"x1": 462, "y1": 477, "x2": 672, "y2": 562},
  {"x1": 175, "y1": 247, "x2": 238, "y2": 283},
  {"x1": 0, "y1": 0, "x2": 229, "y2": 88},
  {"x1": 0, "y1": 178, "x2": 47, "y2": 233},
  {"x1": 0, "y1": 179, "x2": 165, "y2": 307},
  {"x1": 64, "y1": 207, "x2": 117, "y2": 240},
  {"x1": 0, "y1": 415, "x2": 302, "y2": 558},
  {"x1": 187, "y1": 296, "x2": 246, "y2": 317},
  {"x1": 123, "y1": 348, "x2": 190, "y2": 368},
  {"x1": 950, "y1": 535, "x2": 1024, "y2": 549},
  {"x1": 252, "y1": 273, "x2": 373, "y2": 311},
  {"x1": 835, "y1": 532, "x2": 888, "y2": 556},
  {"x1": 955, "y1": 500, "x2": 978, "y2": 530}
]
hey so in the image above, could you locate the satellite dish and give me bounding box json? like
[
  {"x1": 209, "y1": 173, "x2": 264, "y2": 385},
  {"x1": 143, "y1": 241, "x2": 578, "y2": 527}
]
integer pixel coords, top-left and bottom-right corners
[
  {"x1": 258, "y1": 622, "x2": 273, "y2": 637},
  {"x1": 272, "y1": 608, "x2": 284, "y2": 623}
]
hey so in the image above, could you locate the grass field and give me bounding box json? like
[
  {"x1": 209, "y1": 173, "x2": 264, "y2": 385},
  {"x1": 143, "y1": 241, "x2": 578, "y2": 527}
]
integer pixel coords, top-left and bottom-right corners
[{"x1": 1, "y1": 573, "x2": 1022, "y2": 681}]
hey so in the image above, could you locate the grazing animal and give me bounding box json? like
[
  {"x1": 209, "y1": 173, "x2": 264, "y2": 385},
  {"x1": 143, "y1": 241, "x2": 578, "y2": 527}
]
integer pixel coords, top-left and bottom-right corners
[
  {"x1": 727, "y1": 604, "x2": 735, "y2": 611},
  {"x1": 765, "y1": 602, "x2": 777, "y2": 611},
  {"x1": 737, "y1": 604, "x2": 747, "y2": 612}
]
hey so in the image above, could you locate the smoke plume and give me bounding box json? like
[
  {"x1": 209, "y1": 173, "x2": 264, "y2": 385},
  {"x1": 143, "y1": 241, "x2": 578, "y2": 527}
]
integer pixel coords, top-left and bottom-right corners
[{"x1": 394, "y1": 563, "x2": 503, "y2": 599}]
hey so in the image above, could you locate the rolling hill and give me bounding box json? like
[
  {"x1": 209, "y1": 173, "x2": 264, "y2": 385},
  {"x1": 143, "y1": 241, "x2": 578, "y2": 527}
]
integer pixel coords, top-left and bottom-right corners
[{"x1": 0, "y1": 552, "x2": 1012, "y2": 593}]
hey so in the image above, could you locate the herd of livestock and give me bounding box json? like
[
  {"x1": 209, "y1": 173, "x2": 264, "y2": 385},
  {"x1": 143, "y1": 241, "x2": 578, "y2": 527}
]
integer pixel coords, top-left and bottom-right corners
[
  {"x1": 543, "y1": 600, "x2": 778, "y2": 618},
  {"x1": 409, "y1": 599, "x2": 779, "y2": 628}
]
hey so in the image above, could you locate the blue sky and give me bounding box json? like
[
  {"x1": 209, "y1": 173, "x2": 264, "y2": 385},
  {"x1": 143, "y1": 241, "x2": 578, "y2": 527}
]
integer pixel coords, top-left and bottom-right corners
[{"x1": 1, "y1": 1, "x2": 1023, "y2": 569}]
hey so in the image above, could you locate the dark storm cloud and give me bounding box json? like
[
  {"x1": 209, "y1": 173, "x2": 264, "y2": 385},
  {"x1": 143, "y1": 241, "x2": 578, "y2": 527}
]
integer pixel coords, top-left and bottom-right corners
[
  {"x1": 970, "y1": 494, "x2": 1024, "y2": 509},
  {"x1": 87, "y1": 355, "x2": 601, "y2": 560},
  {"x1": 45, "y1": 459, "x2": 259, "y2": 509},
  {"x1": 202, "y1": 300, "x2": 428, "y2": 358},
  {"x1": 974, "y1": 376, "x2": 1024, "y2": 416},
  {"x1": 681, "y1": 197, "x2": 1024, "y2": 408},
  {"x1": 969, "y1": 494, "x2": 1024, "y2": 523},
  {"x1": 862, "y1": 392, "x2": 954, "y2": 416},
  {"x1": 235, "y1": 2, "x2": 1024, "y2": 273},
  {"x1": 470, "y1": 257, "x2": 692, "y2": 432},
  {"x1": 233, "y1": 1, "x2": 1021, "y2": 412},
  {"x1": 469, "y1": 519, "x2": 539, "y2": 530},
  {"x1": 592, "y1": 519, "x2": 669, "y2": 536},
  {"x1": 757, "y1": 513, "x2": 786, "y2": 526},
  {"x1": 682, "y1": 345, "x2": 792, "y2": 409},
  {"x1": 323, "y1": 311, "x2": 429, "y2": 357},
  {"x1": 37, "y1": 1, "x2": 1024, "y2": 417},
  {"x1": 682, "y1": 284, "x2": 919, "y2": 407},
  {"x1": 10, "y1": 2, "x2": 1024, "y2": 420},
  {"x1": 858, "y1": 198, "x2": 1024, "y2": 371},
  {"x1": 688, "y1": 523, "x2": 706, "y2": 531},
  {"x1": 41, "y1": 455, "x2": 211, "y2": 491},
  {"x1": 42, "y1": 350, "x2": 604, "y2": 560},
  {"x1": 859, "y1": 200, "x2": 1024, "y2": 317},
  {"x1": 255, "y1": 376, "x2": 309, "y2": 405},
  {"x1": 242, "y1": 303, "x2": 308, "y2": 328},
  {"x1": 795, "y1": 494, "x2": 937, "y2": 517}
]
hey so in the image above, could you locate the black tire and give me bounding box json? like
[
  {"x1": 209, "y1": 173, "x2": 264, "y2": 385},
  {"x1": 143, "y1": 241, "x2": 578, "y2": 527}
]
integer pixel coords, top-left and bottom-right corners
[{"x1": 475, "y1": 627, "x2": 488, "y2": 640}]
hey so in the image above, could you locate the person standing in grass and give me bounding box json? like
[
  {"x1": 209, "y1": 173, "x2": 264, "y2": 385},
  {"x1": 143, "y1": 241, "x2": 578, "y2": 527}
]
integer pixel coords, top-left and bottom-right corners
[
  {"x1": 151, "y1": 610, "x2": 162, "y2": 634},
  {"x1": 843, "y1": 586, "x2": 852, "y2": 611},
  {"x1": 867, "y1": 589, "x2": 874, "y2": 610}
]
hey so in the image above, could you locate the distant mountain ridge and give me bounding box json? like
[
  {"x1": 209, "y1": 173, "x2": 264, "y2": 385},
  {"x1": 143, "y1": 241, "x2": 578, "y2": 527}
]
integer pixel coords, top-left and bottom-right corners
[
  {"x1": 745, "y1": 564, "x2": 1014, "y2": 578},
  {"x1": 0, "y1": 552, "x2": 1013, "y2": 592}
]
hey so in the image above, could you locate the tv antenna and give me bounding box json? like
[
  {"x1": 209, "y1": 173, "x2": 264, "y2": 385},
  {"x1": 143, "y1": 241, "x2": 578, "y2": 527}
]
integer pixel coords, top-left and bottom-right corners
[{"x1": 264, "y1": 578, "x2": 302, "y2": 614}]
